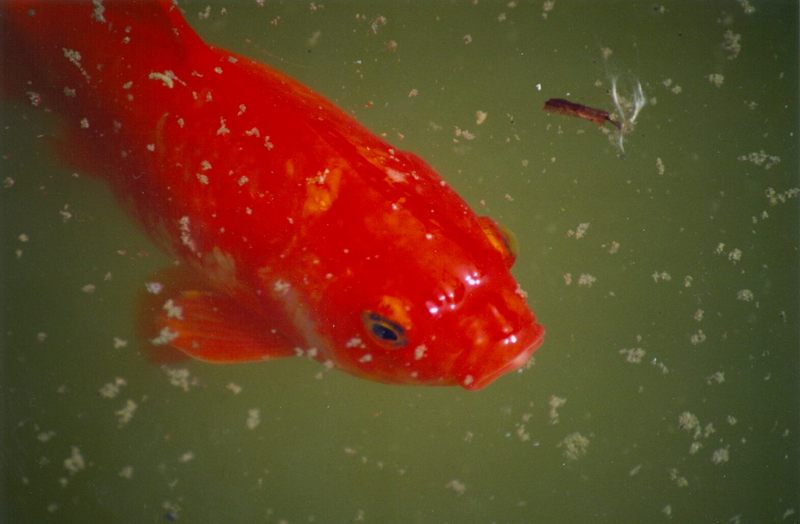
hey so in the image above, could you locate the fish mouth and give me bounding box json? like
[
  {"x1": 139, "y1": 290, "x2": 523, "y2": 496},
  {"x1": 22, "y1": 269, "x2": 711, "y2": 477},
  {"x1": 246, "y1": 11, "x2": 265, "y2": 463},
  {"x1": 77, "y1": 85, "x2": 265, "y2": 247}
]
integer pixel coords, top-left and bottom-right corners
[{"x1": 461, "y1": 324, "x2": 545, "y2": 390}]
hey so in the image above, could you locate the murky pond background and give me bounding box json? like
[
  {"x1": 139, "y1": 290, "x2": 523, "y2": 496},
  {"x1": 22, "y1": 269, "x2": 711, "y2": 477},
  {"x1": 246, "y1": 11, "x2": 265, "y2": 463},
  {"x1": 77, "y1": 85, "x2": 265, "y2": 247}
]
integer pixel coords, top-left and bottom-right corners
[{"x1": 2, "y1": 1, "x2": 798, "y2": 522}]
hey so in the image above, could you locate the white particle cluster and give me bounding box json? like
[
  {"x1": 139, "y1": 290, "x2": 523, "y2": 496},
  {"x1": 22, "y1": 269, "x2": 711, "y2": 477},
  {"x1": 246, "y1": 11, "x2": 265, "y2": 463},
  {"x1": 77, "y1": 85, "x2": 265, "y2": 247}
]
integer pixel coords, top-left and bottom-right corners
[
  {"x1": 151, "y1": 327, "x2": 178, "y2": 346},
  {"x1": 179, "y1": 216, "x2": 199, "y2": 255},
  {"x1": 559, "y1": 432, "x2": 590, "y2": 460},
  {"x1": 567, "y1": 222, "x2": 590, "y2": 239},
  {"x1": 690, "y1": 329, "x2": 707, "y2": 346},
  {"x1": 548, "y1": 395, "x2": 566, "y2": 424},
  {"x1": 445, "y1": 479, "x2": 466, "y2": 495},
  {"x1": 98, "y1": 377, "x2": 127, "y2": 399},
  {"x1": 711, "y1": 447, "x2": 730, "y2": 465},
  {"x1": 619, "y1": 347, "x2": 646, "y2": 364},
  {"x1": 162, "y1": 366, "x2": 195, "y2": 392},
  {"x1": 162, "y1": 299, "x2": 184, "y2": 319},
  {"x1": 707, "y1": 73, "x2": 725, "y2": 87},
  {"x1": 64, "y1": 446, "x2": 86, "y2": 475},
  {"x1": 148, "y1": 71, "x2": 175, "y2": 88},
  {"x1": 246, "y1": 408, "x2": 261, "y2": 430},
  {"x1": 116, "y1": 399, "x2": 138, "y2": 427},
  {"x1": 738, "y1": 149, "x2": 780, "y2": 169}
]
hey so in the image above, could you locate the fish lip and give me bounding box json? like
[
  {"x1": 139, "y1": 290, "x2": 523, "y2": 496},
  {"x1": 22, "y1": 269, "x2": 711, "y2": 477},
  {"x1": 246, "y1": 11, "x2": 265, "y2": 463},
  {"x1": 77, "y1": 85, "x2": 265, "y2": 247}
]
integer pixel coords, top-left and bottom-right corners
[{"x1": 461, "y1": 324, "x2": 545, "y2": 390}]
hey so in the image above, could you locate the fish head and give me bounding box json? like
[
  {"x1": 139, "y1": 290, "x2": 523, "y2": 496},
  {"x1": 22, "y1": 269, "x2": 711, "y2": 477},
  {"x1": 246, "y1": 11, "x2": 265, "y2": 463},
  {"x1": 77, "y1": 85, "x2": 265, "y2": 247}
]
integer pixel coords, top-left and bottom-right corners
[{"x1": 304, "y1": 153, "x2": 544, "y2": 390}]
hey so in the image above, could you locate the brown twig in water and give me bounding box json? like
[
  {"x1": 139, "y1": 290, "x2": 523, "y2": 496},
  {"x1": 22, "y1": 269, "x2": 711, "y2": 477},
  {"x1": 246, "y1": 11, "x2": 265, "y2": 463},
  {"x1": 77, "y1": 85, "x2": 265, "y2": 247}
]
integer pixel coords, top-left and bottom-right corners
[{"x1": 543, "y1": 98, "x2": 621, "y2": 130}]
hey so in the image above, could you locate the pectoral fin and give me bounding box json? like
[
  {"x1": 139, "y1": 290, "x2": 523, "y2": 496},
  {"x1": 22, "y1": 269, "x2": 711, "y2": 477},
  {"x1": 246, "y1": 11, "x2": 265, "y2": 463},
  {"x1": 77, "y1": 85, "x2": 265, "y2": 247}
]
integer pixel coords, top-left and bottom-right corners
[{"x1": 140, "y1": 267, "x2": 296, "y2": 363}]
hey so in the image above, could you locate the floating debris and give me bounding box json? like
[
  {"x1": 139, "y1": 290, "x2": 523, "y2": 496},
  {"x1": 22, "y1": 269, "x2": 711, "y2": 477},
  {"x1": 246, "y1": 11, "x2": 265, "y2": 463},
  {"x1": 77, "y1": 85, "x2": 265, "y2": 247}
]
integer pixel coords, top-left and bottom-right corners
[
  {"x1": 566, "y1": 222, "x2": 590, "y2": 239},
  {"x1": 651, "y1": 271, "x2": 671, "y2": 283},
  {"x1": 162, "y1": 366, "x2": 196, "y2": 391},
  {"x1": 722, "y1": 30, "x2": 742, "y2": 60},
  {"x1": 738, "y1": 150, "x2": 781, "y2": 170},
  {"x1": 608, "y1": 77, "x2": 646, "y2": 154},
  {"x1": 246, "y1": 408, "x2": 261, "y2": 430},
  {"x1": 541, "y1": 0, "x2": 555, "y2": 19},
  {"x1": 656, "y1": 157, "x2": 665, "y2": 175},
  {"x1": 619, "y1": 347, "x2": 646, "y2": 364},
  {"x1": 445, "y1": 479, "x2": 466, "y2": 495},
  {"x1": 559, "y1": 432, "x2": 590, "y2": 461},
  {"x1": 116, "y1": 399, "x2": 138, "y2": 427},
  {"x1": 64, "y1": 446, "x2": 86, "y2": 475},
  {"x1": 548, "y1": 395, "x2": 567, "y2": 425},
  {"x1": 37, "y1": 430, "x2": 56, "y2": 443},
  {"x1": 711, "y1": 447, "x2": 730, "y2": 465},
  {"x1": 678, "y1": 411, "x2": 701, "y2": 438},
  {"x1": 98, "y1": 377, "x2": 127, "y2": 399},
  {"x1": 689, "y1": 329, "x2": 707, "y2": 346},
  {"x1": 737, "y1": 0, "x2": 756, "y2": 14},
  {"x1": 543, "y1": 98, "x2": 619, "y2": 129},
  {"x1": 669, "y1": 468, "x2": 689, "y2": 487},
  {"x1": 707, "y1": 73, "x2": 725, "y2": 87}
]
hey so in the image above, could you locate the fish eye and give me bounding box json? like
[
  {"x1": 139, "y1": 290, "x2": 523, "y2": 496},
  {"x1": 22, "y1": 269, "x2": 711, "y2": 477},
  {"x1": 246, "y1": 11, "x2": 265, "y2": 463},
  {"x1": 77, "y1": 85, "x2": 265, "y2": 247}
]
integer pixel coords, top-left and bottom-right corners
[
  {"x1": 478, "y1": 216, "x2": 518, "y2": 267},
  {"x1": 362, "y1": 311, "x2": 407, "y2": 349}
]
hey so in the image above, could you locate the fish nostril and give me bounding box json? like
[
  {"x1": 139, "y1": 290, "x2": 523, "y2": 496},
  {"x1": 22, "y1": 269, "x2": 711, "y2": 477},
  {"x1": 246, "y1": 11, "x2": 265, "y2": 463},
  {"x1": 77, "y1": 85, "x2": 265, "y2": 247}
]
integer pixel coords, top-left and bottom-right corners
[{"x1": 486, "y1": 304, "x2": 515, "y2": 337}]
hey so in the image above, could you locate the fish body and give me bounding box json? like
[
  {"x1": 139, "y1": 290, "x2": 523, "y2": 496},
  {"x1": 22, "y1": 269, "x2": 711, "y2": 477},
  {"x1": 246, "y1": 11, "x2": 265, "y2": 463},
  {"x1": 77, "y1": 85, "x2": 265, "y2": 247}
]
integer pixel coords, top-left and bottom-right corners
[{"x1": 2, "y1": 0, "x2": 544, "y2": 389}]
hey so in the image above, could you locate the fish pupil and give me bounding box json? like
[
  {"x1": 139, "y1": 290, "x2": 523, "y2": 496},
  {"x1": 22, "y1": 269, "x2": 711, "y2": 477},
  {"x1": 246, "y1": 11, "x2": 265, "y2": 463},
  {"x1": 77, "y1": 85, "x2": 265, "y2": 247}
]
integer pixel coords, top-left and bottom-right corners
[
  {"x1": 362, "y1": 311, "x2": 407, "y2": 348},
  {"x1": 372, "y1": 323, "x2": 398, "y2": 341}
]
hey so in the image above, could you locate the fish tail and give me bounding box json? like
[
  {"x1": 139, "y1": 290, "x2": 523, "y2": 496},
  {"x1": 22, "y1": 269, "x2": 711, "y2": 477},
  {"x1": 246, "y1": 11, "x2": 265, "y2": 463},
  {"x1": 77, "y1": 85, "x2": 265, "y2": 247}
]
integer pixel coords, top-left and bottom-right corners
[
  {"x1": 1, "y1": 1, "x2": 204, "y2": 177},
  {"x1": 1, "y1": 0, "x2": 201, "y2": 108}
]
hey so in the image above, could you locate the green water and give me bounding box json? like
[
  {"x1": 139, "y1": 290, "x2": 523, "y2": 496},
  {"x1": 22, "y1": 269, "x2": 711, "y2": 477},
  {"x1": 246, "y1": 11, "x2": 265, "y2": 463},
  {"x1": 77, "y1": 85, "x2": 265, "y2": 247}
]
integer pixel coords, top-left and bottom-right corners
[{"x1": 2, "y1": 1, "x2": 798, "y2": 522}]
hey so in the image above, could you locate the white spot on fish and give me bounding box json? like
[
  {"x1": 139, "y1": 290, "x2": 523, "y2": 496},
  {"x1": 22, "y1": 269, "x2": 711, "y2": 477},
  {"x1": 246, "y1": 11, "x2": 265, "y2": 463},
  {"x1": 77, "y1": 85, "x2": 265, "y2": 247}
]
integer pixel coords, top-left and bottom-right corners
[
  {"x1": 92, "y1": 0, "x2": 106, "y2": 23},
  {"x1": 162, "y1": 299, "x2": 183, "y2": 320},
  {"x1": 273, "y1": 279, "x2": 290, "y2": 295},
  {"x1": 385, "y1": 168, "x2": 407, "y2": 183},
  {"x1": 148, "y1": 71, "x2": 175, "y2": 88},
  {"x1": 346, "y1": 337, "x2": 365, "y2": 348},
  {"x1": 62, "y1": 48, "x2": 90, "y2": 81},
  {"x1": 178, "y1": 216, "x2": 199, "y2": 256},
  {"x1": 216, "y1": 117, "x2": 230, "y2": 136}
]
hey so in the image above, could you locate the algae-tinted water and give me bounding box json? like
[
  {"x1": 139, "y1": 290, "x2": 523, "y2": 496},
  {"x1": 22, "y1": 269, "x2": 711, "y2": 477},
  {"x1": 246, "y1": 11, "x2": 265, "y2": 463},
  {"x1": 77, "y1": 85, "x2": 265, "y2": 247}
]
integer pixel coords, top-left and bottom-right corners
[{"x1": 2, "y1": 1, "x2": 798, "y2": 522}]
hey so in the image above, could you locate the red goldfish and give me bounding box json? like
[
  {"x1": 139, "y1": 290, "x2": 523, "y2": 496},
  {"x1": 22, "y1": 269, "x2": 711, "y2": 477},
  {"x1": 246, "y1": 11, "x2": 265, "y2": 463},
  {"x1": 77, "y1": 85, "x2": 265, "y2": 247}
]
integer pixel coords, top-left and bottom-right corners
[{"x1": 2, "y1": 0, "x2": 544, "y2": 389}]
